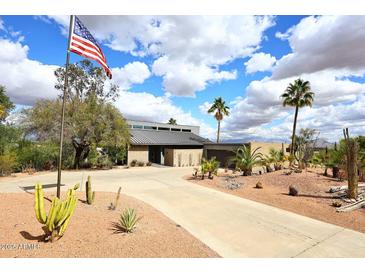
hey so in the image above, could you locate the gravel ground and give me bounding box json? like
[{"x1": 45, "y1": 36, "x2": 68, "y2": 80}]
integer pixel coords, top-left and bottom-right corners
[
  {"x1": 185, "y1": 168, "x2": 365, "y2": 234},
  {"x1": 0, "y1": 191, "x2": 219, "y2": 258}
]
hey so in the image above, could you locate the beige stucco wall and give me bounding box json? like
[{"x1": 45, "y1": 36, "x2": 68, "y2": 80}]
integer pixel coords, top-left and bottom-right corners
[
  {"x1": 165, "y1": 148, "x2": 203, "y2": 167},
  {"x1": 127, "y1": 145, "x2": 149, "y2": 165},
  {"x1": 250, "y1": 142, "x2": 290, "y2": 173}
]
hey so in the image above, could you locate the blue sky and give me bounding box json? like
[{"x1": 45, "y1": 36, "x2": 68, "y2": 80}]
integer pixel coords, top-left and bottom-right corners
[{"x1": 1, "y1": 15, "x2": 365, "y2": 142}]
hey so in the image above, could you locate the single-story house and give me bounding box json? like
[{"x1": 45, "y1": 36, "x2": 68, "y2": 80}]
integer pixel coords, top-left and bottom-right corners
[
  {"x1": 126, "y1": 120, "x2": 290, "y2": 171},
  {"x1": 126, "y1": 120, "x2": 211, "y2": 166}
]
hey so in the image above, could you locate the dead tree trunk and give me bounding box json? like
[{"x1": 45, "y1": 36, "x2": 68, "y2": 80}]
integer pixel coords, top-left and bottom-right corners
[
  {"x1": 72, "y1": 138, "x2": 90, "y2": 170},
  {"x1": 343, "y1": 128, "x2": 358, "y2": 199}
]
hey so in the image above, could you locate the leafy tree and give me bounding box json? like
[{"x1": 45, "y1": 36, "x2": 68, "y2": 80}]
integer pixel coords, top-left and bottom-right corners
[
  {"x1": 168, "y1": 118, "x2": 177, "y2": 125},
  {"x1": 24, "y1": 60, "x2": 130, "y2": 169},
  {"x1": 294, "y1": 128, "x2": 318, "y2": 168},
  {"x1": 229, "y1": 145, "x2": 263, "y2": 176},
  {"x1": 281, "y1": 79, "x2": 314, "y2": 158},
  {"x1": 0, "y1": 85, "x2": 15, "y2": 121},
  {"x1": 208, "y1": 97, "x2": 230, "y2": 143},
  {"x1": 0, "y1": 124, "x2": 22, "y2": 155}
]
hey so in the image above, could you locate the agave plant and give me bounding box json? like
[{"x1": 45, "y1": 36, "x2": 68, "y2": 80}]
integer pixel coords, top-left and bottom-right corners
[
  {"x1": 119, "y1": 208, "x2": 141, "y2": 233},
  {"x1": 230, "y1": 145, "x2": 263, "y2": 176}
]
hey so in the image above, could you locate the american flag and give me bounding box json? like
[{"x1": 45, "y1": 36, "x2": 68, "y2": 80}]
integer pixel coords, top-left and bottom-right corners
[{"x1": 70, "y1": 16, "x2": 112, "y2": 79}]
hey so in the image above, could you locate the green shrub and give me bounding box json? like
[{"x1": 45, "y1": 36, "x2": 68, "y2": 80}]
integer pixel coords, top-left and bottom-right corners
[
  {"x1": 201, "y1": 157, "x2": 220, "y2": 179},
  {"x1": 0, "y1": 153, "x2": 17, "y2": 176},
  {"x1": 146, "y1": 161, "x2": 152, "y2": 166},
  {"x1": 107, "y1": 146, "x2": 127, "y2": 165},
  {"x1": 96, "y1": 154, "x2": 113, "y2": 169},
  {"x1": 61, "y1": 143, "x2": 76, "y2": 169},
  {"x1": 17, "y1": 142, "x2": 58, "y2": 171},
  {"x1": 137, "y1": 161, "x2": 144, "y2": 167},
  {"x1": 87, "y1": 145, "x2": 113, "y2": 169},
  {"x1": 130, "y1": 160, "x2": 137, "y2": 167},
  {"x1": 119, "y1": 208, "x2": 141, "y2": 233}
]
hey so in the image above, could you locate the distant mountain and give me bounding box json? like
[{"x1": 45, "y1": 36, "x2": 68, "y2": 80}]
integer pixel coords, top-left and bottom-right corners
[{"x1": 315, "y1": 138, "x2": 334, "y2": 149}]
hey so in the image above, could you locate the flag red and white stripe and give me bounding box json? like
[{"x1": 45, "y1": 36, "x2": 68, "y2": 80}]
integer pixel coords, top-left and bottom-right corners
[{"x1": 70, "y1": 16, "x2": 112, "y2": 79}]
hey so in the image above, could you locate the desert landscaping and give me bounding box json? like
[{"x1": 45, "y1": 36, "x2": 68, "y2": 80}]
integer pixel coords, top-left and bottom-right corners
[
  {"x1": 186, "y1": 167, "x2": 365, "y2": 234},
  {"x1": 0, "y1": 190, "x2": 218, "y2": 258}
]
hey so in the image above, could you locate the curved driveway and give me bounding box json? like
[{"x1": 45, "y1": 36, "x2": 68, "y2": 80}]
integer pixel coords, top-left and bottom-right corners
[{"x1": 1, "y1": 166, "x2": 365, "y2": 257}]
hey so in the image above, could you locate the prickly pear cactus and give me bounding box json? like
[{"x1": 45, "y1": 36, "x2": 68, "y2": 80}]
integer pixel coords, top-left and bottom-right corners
[{"x1": 86, "y1": 176, "x2": 95, "y2": 205}]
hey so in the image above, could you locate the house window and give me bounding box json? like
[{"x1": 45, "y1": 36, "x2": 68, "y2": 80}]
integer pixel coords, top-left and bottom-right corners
[
  {"x1": 182, "y1": 129, "x2": 191, "y2": 132},
  {"x1": 132, "y1": 125, "x2": 143, "y2": 129},
  {"x1": 158, "y1": 127, "x2": 169, "y2": 131},
  {"x1": 171, "y1": 128, "x2": 181, "y2": 132}
]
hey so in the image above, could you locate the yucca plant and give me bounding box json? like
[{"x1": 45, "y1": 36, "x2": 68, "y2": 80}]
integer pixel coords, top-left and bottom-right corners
[{"x1": 119, "y1": 208, "x2": 141, "y2": 233}]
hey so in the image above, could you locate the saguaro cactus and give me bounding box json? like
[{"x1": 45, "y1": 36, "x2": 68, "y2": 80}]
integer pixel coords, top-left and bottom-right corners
[
  {"x1": 86, "y1": 175, "x2": 95, "y2": 205},
  {"x1": 34, "y1": 183, "x2": 79, "y2": 242},
  {"x1": 343, "y1": 128, "x2": 358, "y2": 199}
]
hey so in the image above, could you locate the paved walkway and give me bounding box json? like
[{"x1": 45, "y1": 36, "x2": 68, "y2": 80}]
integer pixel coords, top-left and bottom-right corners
[{"x1": 1, "y1": 166, "x2": 365, "y2": 257}]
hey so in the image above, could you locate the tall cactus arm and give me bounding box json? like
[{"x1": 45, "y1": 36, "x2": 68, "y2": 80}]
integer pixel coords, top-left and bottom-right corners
[
  {"x1": 46, "y1": 198, "x2": 60, "y2": 232},
  {"x1": 58, "y1": 196, "x2": 77, "y2": 236},
  {"x1": 34, "y1": 183, "x2": 47, "y2": 224}
]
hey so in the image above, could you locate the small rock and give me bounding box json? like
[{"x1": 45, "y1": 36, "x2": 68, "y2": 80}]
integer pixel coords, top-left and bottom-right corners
[
  {"x1": 332, "y1": 200, "x2": 342, "y2": 207},
  {"x1": 289, "y1": 185, "x2": 299, "y2": 196},
  {"x1": 226, "y1": 180, "x2": 242, "y2": 190},
  {"x1": 255, "y1": 182, "x2": 263, "y2": 189}
]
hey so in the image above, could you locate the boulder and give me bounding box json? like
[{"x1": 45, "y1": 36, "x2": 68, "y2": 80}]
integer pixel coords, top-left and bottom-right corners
[
  {"x1": 255, "y1": 182, "x2": 263, "y2": 189},
  {"x1": 289, "y1": 185, "x2": 299, "y2": 196}
]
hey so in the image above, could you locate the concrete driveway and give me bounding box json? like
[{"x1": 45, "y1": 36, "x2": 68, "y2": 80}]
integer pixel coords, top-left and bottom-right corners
[{"x1": 1, "y1": 166, "x2": 365, "y2": 257}]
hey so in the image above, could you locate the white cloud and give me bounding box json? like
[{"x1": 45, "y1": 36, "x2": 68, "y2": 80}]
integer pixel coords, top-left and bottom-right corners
[
  {"x1": 0, "y1": 38, "x2": 58, "y2": 105},
  {"x1": 244, "y1": 52, "x2": 276, "y2": 74},
  {"x1": 112, "y1": 61, "x2": 151, "y2": 90},
  {"x1": 221, "y1": 69, "x2": 365, "y2": 142},
  {"x1": 48, "y1": 15, "x2": 275, "y2": 96},
  {"x1": 199, "y1": 101, "x2": 212, "y2": 114},
  {"x1": 273, "y1": 16, "x2": 365, "y2": 79},
  {"x1": 152, "y1": 56, "x2": 237, "y2": 96},
  {"x1": 0, "y1": 35, "x2": 152, "y2": 106}
]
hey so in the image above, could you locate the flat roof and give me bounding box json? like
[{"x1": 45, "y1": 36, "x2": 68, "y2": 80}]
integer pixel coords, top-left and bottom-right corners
[
  {"x1": 130, "y1": 129, "x2": 211, "y2": 146},
  {"x1": 126, "y1": 119, "x2": 199, "y2": 129}
]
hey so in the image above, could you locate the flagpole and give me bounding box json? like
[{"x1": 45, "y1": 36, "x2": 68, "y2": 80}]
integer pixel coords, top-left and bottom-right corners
[{"x1": 56, "y1": 15, "x2": 74, "y2": 198}]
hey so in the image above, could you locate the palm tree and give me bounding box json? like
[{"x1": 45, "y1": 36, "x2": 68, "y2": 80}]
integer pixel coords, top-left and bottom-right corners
[
  {"x1": 168, "y1": 118, "x2": 177, "y2": 125},
  {"x1": 281, "y1": 79, "x2": 314, "y2": 157},
  {"x1": 208, "y1": 97, "x2": 230, "y2": 143},
  {"x1": 229, "y1": 145, "x2": 263, "y2": 176}
]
